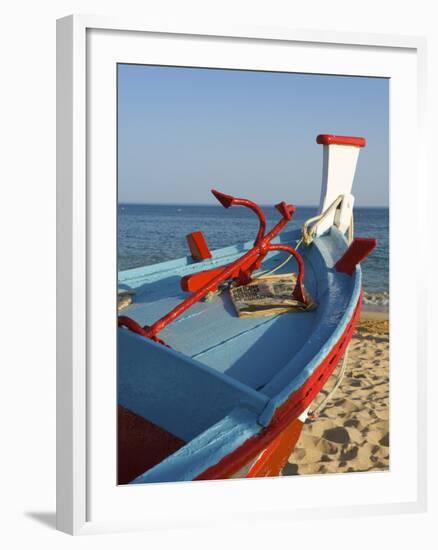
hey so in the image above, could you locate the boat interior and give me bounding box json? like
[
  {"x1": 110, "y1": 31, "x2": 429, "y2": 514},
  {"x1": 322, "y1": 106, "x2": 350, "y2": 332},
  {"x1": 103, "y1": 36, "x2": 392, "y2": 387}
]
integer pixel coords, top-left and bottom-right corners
[{"x1": 117, "y1": 227, "x2": 360, "y2": 482}]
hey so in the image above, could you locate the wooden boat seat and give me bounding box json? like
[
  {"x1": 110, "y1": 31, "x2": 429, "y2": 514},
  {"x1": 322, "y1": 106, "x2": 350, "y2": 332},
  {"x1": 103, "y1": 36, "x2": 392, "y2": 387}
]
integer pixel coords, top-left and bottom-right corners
[{"x1": 118, "y1": 327, "x2": 268, "y2": 443}]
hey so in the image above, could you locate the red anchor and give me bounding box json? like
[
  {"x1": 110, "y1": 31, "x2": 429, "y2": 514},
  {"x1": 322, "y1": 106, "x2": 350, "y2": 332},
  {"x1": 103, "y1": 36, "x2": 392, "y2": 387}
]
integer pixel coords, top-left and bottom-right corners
[{"x1": 118, "y1": 190, "x2": 307, "y2": 344}]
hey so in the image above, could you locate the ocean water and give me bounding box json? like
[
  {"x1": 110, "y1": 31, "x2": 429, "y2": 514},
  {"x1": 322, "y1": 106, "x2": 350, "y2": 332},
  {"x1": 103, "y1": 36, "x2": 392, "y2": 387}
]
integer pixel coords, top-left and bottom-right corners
[{"x1": 118, "y1": 204, "x2": 389, "y2": 307}]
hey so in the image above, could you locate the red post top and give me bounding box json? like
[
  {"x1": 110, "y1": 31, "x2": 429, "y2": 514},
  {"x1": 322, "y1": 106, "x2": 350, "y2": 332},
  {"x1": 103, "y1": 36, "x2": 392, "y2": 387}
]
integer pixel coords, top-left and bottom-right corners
[
  {"x1": 186, "y1": 231, "x2": 212, "y2": 261},
  {"x1": 316, "y1": 134, "x2": 366, "y2": 148},
  {"x1": 335, "y1": 237, "x2": 377, "y2": 275}
]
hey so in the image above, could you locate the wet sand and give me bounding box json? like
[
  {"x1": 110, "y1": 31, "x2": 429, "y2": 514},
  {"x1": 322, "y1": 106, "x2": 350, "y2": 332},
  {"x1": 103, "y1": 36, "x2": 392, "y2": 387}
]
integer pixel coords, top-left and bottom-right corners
[{"x1": 283, "y1": 313, "x2": 389, "y2": 476}]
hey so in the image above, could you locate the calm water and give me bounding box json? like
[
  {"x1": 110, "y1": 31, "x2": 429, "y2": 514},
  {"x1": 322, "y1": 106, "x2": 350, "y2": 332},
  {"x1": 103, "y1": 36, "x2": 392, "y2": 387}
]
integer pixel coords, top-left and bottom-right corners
[{"x1": 118, "y1": 204, "x2": 389, "y2": 306}]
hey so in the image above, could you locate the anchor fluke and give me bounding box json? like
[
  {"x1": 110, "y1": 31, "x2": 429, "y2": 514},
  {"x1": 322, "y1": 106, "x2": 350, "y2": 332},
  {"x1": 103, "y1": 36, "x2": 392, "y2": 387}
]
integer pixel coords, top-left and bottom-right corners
[
  {"x1": 275, "y1": 201, "x2": 296, "y2": 221},
  {"x1": 211, "y1": 189, "x2": 235, "y2": 209}
]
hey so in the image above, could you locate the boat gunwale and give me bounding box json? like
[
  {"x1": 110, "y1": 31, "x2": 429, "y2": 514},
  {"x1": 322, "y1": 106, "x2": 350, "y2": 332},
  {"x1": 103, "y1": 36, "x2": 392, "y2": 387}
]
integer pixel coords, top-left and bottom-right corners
[
  {"x1": 118, "y1": 230, "x2": 301, "y2": 289},
  {"x1": 195, "y1": 290, "x2": 362, "y2": 481},
  {"x1": 258, "y1": 227, "x2": 362, "y2": 424}
]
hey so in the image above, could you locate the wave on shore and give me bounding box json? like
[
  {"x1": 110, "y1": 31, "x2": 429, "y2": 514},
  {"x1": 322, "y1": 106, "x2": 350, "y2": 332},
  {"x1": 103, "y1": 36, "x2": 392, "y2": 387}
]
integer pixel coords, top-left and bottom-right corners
[{"x1": 363, "y1": 291, "x2": 389, "y2": 308}]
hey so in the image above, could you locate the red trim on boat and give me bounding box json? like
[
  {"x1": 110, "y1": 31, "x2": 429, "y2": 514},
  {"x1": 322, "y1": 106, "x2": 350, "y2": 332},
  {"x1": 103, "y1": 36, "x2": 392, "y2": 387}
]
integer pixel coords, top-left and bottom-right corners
[
  {"x1": 195, "y1": 291, "x2": 363, "y2": 480},
  {"x1": 246, "y1": 418, "x2": 304, "y2": 478},
  {"x1": 118, "y1": 406, "x2": 185, "y2": 485},
  {"x1": 316, "y1": 134, "x2": 366, "y2": 147},
  {"x1": 335, "y1": 237, "x2": 377, "y2": 276}
]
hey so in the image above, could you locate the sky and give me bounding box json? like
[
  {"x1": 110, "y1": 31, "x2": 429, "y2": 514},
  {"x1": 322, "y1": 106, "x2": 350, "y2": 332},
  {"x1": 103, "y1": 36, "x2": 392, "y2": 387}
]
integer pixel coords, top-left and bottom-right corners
[{"x1": 118, "y1": 64, "x2": 389, "y2": 207}]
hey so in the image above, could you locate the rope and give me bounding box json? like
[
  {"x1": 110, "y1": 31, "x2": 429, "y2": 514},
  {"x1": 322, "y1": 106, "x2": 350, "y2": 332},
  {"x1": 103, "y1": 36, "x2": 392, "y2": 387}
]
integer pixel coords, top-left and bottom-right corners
[
  {"x1": 308, "y1": 347, "x2": 350, "y2": 419},
  {"x1": 253, "y1": 194, "x2": 352, "y2": 279},
  {"x1": 306, "y1": 204, "x2": 354, "y2": 419},
  {"x1": 252, "y1": 237, "x2": 303, "y2": 279},
  {"x1": 301, "y1": 195, "x2": 345, "y2": 246},
  {"x1": 347, "y1": 210, "x2": 354, "y2": 244}
]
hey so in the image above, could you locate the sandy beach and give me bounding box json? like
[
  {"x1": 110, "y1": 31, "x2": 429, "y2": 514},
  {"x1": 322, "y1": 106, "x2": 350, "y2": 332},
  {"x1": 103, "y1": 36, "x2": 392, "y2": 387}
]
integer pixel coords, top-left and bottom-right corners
[{"x1": 283, "y1": 311, "x2": 389, "y2": 476}]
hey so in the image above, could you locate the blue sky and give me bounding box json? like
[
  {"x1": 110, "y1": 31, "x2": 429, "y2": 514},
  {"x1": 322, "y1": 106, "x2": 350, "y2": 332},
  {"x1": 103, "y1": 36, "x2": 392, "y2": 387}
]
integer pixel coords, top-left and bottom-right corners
[{"x1": 118, "y1": 64, "x2": 389, "y2": 207}]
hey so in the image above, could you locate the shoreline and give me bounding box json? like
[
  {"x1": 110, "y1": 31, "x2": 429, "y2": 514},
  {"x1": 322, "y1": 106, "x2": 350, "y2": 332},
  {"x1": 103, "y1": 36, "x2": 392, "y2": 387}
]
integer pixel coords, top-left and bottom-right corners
[
  {"x1": 360, "y1": 308, "x2": 389, "y2": 322},
  {"x1": 361, "y1": 300, "x2": 389, "y2": 322}
]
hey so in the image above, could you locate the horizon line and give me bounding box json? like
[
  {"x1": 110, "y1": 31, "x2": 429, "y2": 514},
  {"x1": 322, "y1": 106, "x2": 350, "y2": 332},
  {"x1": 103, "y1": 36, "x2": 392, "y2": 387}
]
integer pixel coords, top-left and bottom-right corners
[{"x1": 118, "y1": 201, "x2": 389, "y2": 208}]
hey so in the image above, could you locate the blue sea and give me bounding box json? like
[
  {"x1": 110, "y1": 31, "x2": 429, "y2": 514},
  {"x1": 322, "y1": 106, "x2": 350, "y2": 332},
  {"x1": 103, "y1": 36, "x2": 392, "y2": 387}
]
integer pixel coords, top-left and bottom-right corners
[{"x1": 118, "y1": 204, "x2": 389, "y2": 307}]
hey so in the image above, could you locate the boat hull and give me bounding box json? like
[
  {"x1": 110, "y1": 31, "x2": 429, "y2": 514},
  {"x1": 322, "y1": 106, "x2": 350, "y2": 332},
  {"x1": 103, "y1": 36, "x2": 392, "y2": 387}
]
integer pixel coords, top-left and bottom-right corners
[
  {"x1": 118, "y1": 227, "x2": 364, "y2": 483},
  {"x1": 117, "y1": 290, "x2": 361, "y2": 482}
]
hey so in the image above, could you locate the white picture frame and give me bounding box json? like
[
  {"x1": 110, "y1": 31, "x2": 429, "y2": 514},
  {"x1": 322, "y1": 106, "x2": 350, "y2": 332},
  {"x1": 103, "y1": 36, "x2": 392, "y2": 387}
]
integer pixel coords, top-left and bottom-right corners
[{"x1": 56, "y1": 14, "x2": 427, "y2": 535}]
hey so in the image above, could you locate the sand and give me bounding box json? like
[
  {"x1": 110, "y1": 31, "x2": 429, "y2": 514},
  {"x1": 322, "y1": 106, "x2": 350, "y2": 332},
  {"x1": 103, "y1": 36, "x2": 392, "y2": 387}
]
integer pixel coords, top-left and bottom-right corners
[{"x1": 282, "y1": 313, "x2": 389, "y2": 476}]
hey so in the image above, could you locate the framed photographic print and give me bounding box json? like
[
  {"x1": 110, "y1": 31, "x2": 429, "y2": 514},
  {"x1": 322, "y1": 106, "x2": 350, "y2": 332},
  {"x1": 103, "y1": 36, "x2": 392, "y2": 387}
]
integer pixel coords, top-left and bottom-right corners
[{"x1": 57, "y1": 15, "x2": 427, "y2": 534}]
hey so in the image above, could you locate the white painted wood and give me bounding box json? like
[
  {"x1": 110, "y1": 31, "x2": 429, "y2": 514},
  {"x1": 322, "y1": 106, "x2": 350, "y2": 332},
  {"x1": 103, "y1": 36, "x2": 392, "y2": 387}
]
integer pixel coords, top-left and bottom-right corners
[
  {"x1": 316, "y1": 144, "x2": 361, "y2": 236},
  {"x1": 56, "y1": 15, "x2": 87, "y2": 535},
  {"x1": 298, "y1": 406, "x2": 310, "y2": 422},
  {"x1": 335, "y1": 193, "x2": 355, "y2": 235},
  {"x1": 67, "y1": 14, "x2": 425, "y2": 50}
]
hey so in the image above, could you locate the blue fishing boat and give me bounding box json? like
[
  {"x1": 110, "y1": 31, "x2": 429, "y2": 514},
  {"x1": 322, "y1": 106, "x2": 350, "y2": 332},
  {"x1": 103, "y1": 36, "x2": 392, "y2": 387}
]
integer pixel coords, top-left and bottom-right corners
[{"x1": 117, "y1": 134, "x2": 376, "y2": 483}]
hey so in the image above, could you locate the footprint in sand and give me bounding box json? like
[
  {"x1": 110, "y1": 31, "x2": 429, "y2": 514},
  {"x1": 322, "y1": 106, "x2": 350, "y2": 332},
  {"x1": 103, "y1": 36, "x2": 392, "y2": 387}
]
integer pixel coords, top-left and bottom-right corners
[{"x1": 283, "y1": 319, "x2": 389, "y2": 477}]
